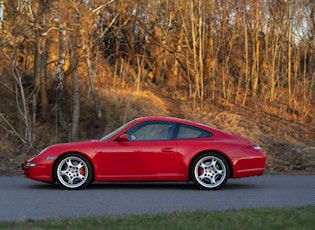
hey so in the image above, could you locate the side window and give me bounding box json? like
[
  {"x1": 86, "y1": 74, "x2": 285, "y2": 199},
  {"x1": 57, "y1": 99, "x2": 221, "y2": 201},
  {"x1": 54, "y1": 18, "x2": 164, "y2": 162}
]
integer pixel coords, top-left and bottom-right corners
[
  {"x1": 176, "y1": 124, "x2": 212, "y2": 139},
  {"x1": 127, "y1": 122, "x2": 175, "y2": 141}
]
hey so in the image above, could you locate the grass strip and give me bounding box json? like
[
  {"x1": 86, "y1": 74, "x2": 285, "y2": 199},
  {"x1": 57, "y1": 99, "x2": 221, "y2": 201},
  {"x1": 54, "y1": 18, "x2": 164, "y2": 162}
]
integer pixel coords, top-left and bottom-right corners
[{"x1": 0, "y1": 206, "x2": 314, "y2": 230}]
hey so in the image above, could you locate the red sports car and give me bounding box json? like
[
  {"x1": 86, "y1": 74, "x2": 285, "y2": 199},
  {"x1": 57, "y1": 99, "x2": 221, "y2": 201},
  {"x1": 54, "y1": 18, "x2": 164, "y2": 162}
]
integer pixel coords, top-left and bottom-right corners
[{"x1": 23, "y1": 116, "x2": 266, "y2": 190}]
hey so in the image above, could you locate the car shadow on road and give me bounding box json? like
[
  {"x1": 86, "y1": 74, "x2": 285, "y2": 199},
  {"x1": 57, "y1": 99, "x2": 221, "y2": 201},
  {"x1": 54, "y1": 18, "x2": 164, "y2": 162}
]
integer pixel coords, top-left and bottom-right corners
[
  {"x1": 27, "y1": 183, "x2": 261, "y2": 191},
  {"x1": 89, "y1": 179, "x2": 264, "y2": 190},
  {"x1": 88, "y1": 182, "x2": 196, "y2": 190},
  {"x1": 22, "y1": 180, "x2": 263, "y2": 190}
]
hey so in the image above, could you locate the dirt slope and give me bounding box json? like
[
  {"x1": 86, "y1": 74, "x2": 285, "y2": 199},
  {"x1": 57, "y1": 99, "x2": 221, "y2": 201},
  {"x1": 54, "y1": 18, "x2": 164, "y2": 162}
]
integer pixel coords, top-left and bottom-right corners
[
  {"x1": 1, "y1": 85, "x2": 314, "y2": 175},
  {"x1": 149, "y1": 86, "x2": 315, "y2": 172}
]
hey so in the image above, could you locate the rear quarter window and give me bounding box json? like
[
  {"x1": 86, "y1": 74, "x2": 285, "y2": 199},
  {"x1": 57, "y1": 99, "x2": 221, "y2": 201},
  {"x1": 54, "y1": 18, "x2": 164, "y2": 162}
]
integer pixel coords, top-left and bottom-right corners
[{"x1": 176, "y1": 124, "x2": 212, "y2": 139}]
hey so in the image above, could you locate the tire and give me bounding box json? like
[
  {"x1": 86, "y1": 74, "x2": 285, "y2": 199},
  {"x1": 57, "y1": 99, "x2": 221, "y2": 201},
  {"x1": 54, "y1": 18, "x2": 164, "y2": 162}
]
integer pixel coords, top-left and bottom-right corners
[
  {"x1": 190, "y1": 152, "x2": 230, "y2": 190},
  {"x1": 53, "y1": 153, "x2": 93, "y2": 190}
]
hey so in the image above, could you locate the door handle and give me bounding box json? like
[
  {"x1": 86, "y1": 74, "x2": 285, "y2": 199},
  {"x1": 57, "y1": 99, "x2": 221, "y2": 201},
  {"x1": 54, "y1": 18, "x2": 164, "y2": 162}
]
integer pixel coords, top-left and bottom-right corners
[{"x1": 161, "y1": 147, "x2": 174, "y2": 152}]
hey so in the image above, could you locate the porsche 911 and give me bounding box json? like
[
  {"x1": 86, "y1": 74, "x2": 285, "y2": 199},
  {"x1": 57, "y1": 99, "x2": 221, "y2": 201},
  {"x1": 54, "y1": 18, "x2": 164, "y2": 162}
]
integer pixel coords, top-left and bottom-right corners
[{"x1": 23, "y1": 116, "x2": 266, "y2": 190}]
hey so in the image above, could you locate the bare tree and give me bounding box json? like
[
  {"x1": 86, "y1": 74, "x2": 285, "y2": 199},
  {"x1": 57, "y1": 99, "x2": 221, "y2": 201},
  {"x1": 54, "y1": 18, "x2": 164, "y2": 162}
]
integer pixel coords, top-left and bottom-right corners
[
  {"x1": 55, "y1": 23, "x2": 67, "y2": 130},
  {"x1": 3, "y1": 50, "x2": 33, "y2": 146},
  {"x1": 69, "y1": 30, "x2": 80, "y2": 141},
  {"x1": 34, "y1": 0, "x2": 49, "y2": 122},
  {"x1": 1, "y1": 0, "x2": 314, "y2": 151}
]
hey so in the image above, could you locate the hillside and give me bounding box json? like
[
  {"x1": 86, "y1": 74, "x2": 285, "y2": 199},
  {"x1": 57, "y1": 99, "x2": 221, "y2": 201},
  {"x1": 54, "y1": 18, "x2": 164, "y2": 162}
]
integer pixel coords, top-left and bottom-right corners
[
  {"x1": 1, "y1": 0, "x2": 314, "y2": 179},
  {"x1": 0, "y1": 83, "x2": 314, "y2": 175},
  {"x1": 147, "y1": 86, "x2": 315, "y2": 172}
]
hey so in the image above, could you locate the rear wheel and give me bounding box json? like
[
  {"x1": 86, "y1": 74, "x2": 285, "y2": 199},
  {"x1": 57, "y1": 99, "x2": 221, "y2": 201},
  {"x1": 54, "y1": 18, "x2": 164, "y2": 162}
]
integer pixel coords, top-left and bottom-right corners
[
  {"x1": 53, "y1": 153, "x2": 92, "y2": 190},
  {"x1": 190, "y1": 152, "x2": 230, "y2": 190}
]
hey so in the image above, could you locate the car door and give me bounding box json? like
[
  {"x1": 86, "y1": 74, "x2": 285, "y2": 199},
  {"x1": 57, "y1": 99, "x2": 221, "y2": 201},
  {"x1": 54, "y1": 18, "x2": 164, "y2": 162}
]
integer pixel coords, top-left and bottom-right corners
[{"x1": 100, "y1": 121, "x2": 185, "y2": 181}]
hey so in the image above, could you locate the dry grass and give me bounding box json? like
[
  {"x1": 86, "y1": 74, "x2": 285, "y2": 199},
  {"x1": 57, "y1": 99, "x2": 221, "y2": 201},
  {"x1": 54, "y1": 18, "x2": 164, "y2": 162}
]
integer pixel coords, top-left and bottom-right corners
[{"x1": 0, "y1": 84, "x2": 314, "y2": 175}]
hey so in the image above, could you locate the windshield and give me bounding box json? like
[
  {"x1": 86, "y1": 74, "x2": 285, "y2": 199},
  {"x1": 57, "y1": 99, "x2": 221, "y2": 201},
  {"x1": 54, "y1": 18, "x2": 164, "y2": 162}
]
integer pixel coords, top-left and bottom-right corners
[{"x1": 100, "y1": 120, "x2": 135, "y2": 141}]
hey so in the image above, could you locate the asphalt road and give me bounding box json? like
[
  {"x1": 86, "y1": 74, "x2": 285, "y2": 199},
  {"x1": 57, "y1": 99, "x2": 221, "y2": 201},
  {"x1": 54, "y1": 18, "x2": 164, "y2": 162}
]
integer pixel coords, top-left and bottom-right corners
[{"x1": 0, "y1": 174, "x2": 314, "y2": 221}]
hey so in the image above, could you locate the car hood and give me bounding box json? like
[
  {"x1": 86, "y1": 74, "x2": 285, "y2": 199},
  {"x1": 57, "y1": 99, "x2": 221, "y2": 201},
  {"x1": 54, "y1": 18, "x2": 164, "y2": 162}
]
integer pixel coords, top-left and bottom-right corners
[{"x1": 36, "y1": 140, "x2": 105, "y2": 158}]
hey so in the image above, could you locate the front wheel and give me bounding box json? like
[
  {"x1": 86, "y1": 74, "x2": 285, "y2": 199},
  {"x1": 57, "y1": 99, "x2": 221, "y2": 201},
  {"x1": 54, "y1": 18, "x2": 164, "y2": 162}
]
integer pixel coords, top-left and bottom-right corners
[
  {"x1": 53, "y1": 153, "x2": 93, "y2": 190},
  {"x1": 190, "y1": 152, "x2": 230, "y2": 190}
]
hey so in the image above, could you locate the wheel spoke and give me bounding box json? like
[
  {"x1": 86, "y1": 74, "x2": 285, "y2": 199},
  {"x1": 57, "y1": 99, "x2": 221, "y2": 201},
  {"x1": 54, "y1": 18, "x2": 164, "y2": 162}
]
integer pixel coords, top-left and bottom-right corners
[
  {"x1": 198, "y1": 171, "x2": 207, "y2": 181},
  {"x1": 60, "y1": 169, "x2": 68, "y2": 176},
  {"x1": 77, "y1": 173, "x2": 86, "y2": 181},
  {"x1": 77, "y1": 162, "x2": 84, "y2": 170},
  {"x1": 199, "y1": 162, "x2": 207, "y2": 170},
  {"x1": 215, "y1": 169, "x2": 224, "y2": 175},
  {"x1": 210, "y1": 159, "x2": 217, "y2": 168},
  {"x1": 210, "y1": 176, "x2": 217, "y2": 184},
  {"x1": 67, "y1": 177, "x2": 74, "y2": 184},
  {"x1": 76, "y1": 162, "x2": 86, "y2": 180},
  {"x1": 66, "y1": 159, "x2": 75, "y2": 167}
]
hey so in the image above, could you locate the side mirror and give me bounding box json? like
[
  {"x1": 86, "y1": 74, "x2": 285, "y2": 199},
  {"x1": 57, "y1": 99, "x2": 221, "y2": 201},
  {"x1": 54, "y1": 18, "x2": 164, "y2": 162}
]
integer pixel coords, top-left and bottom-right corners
[{"x1": 117, "y1": 134, "x2": 129, "y2": 142}]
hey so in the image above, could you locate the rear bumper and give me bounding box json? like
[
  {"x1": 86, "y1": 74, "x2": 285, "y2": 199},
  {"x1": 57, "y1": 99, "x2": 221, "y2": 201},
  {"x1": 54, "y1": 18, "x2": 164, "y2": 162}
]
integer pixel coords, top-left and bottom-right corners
[
  {"x1": 233, "y1": 154, "x2": 266, "y2": 178},
  {"x1": 227, "y1": 144, "x2": 266, "y2": 178},
  {"x1": 234, "y1": 167, "x2": 265, "y2": 178}
]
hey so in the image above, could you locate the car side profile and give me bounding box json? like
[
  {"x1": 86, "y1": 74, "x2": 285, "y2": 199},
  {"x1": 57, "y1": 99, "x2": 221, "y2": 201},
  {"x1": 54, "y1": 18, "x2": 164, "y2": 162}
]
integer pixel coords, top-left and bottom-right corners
[{"x1": 23, "y1": 116, "x2": 266, "y2": 190}]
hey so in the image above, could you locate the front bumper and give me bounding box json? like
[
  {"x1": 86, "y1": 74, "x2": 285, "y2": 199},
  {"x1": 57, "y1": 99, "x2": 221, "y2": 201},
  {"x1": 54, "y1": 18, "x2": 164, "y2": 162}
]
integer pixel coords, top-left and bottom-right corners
[{"x1": 22, "y1": 161, "x2": 53, "y2": 182}]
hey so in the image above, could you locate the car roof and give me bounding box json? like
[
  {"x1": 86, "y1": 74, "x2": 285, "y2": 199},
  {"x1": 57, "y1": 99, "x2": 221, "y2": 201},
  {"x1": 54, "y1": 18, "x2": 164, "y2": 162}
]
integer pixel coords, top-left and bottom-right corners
[{"x1": 134, "y1": 116, "x2": 206, "y2": 127}]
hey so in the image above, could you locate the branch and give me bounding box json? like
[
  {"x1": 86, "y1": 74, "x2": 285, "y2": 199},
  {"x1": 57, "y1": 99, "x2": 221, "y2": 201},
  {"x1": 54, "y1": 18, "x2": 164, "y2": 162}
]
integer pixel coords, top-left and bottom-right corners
[
  {"x1": 0, "y1": 113, "x2": 26, "y2": 143},
  {"x1": 90, "y1": 0, "x2": 116, "y2": 16},
  {"x1": 93, "y1": 13, "x2": 120, "y2": 44}
]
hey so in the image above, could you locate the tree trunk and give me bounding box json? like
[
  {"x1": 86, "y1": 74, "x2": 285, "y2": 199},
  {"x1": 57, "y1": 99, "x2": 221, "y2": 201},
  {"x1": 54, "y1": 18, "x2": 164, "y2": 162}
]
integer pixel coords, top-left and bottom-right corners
[
  {"x1": 198, "y1": 0, "x2": 205, "y2": 106},
  {"x1": 189, "y1": 0, "x2": 200, "y2": 108},
  {"x1": 34, "y1": 0, "x2": 49, "y2": 122},
  {"x1": 287, "y1": 2, "x2": 292, "y2": 101},
  {"x1": 243, "y1": 24, "x2": 249, "y2": 106},
  {"x1": 55, "y1": 24, "x2": 67, "y2": 130},
  {"x1": 82, "y1": 29, "x2": 102, "y2": 119},
  {"x1": 69, "y1": 31, "x2": 80, "y2": 141},
  {"x1": 251, "y1": 1, "x2": 260, "y2": 98},
  {"x1": 39, "y1": 37, "x2": 49, "y2": 121}
]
